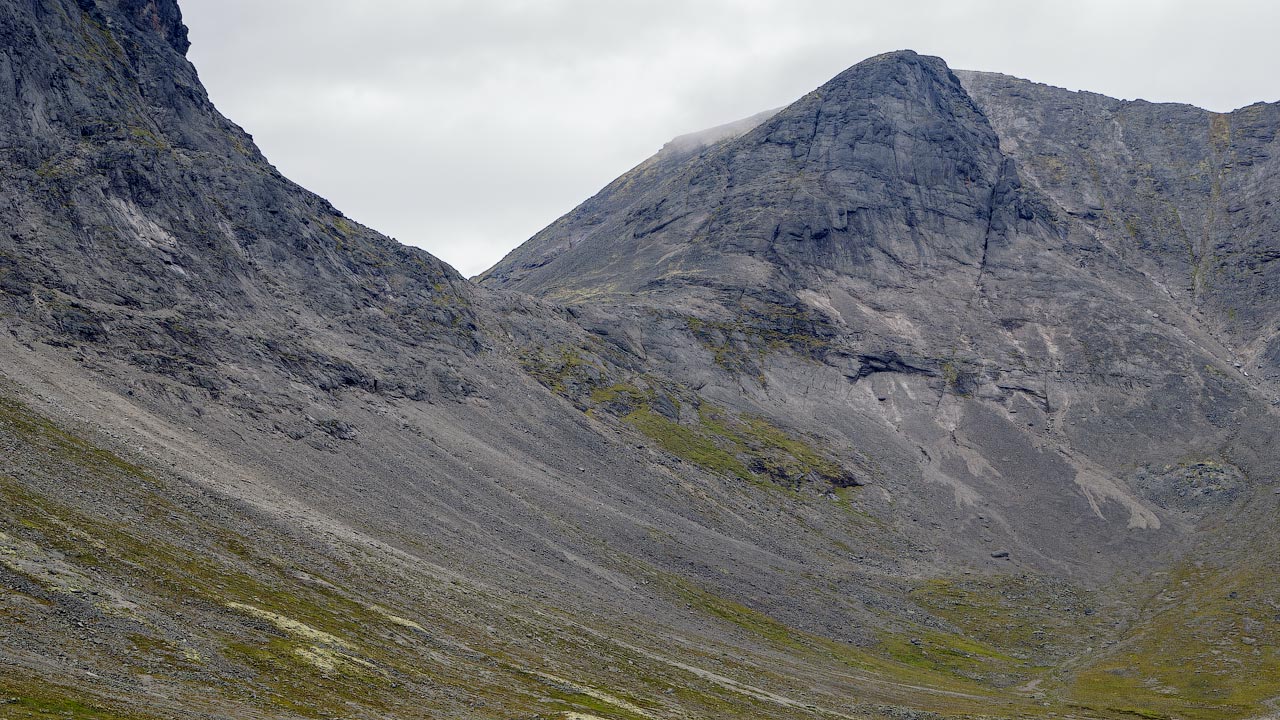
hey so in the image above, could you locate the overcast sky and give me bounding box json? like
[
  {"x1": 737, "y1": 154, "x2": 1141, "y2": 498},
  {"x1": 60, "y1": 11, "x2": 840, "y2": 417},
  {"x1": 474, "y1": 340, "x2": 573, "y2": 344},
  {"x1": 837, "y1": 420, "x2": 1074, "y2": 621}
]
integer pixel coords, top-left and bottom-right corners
[{"x1": 181, "y1": 0, "x2": 1279, "y2": 278}]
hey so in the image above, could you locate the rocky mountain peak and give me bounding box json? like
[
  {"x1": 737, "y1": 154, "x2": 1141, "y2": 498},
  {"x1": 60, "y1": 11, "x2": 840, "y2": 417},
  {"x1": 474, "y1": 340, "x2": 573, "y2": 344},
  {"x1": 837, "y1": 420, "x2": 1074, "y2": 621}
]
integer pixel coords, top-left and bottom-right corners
[
  {"x1": 481, "y1": 49, "x2": 1026, "y2": 296},
  {"x1": 811, "y1": 49, "x2": 968, "y2": 108}
]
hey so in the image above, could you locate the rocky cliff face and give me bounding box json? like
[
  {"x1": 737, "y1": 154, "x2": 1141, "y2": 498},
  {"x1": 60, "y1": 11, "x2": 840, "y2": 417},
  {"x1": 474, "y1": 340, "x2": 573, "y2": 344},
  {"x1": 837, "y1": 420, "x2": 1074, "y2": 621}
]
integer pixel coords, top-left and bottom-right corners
[
  {"x1": 3, "y1": 4, "x2": 1280, "y2": 719},
  {"x1": 1, "y1": 0, "x2": 484, "y2": 407},
  {"x1": 959, "y1": 69, "x2": 1280, "y2": 387}
]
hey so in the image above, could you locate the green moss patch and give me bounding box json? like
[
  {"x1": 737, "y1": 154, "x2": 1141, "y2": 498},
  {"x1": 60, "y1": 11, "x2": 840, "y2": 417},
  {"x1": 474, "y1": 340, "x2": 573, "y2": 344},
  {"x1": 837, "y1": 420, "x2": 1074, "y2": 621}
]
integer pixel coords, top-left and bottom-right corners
[
  {"x1": 684, "y1": 300, "x2": 833, "y2": 380},
  {"x1": 515, "y1": 349, "x2": 852, "y2": 488},
  {"x1": 625, "y1": 406, "x2": 752, "y2": 481},
  {"x1": 624, "y1": 401, "x2": 852, "y2": 487},
  {"x1": 910, "y1": 575, "x2": 1101, "y2": 665},
  {"x1": 0, "y1": 680, "x2": 158, "y2": 720},
  {"x1": 1065, "y1": 561, "x2": 1280, "y2": 720}
]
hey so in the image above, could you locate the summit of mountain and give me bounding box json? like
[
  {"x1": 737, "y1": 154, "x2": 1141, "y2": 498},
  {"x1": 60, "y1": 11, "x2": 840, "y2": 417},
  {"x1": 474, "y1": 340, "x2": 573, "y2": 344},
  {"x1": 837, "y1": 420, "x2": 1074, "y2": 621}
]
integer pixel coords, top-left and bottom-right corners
[{"x1": 481, "y1": 50, "x2": 1023, "y2": 296}]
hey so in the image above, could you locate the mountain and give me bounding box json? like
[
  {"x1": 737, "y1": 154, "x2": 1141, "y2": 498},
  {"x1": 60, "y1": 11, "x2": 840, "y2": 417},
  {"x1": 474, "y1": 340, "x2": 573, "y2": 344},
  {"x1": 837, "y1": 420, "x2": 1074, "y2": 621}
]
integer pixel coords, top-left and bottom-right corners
[
  {"x1": 482, "y1": 49, "x2": 1276, "y2": 564},
  {"x1": 2, "y1": 3, "x2": 1278, "y2": 720},
  {"x1": 484, "y1": 50, "x2": 1280, "y2": 715}
]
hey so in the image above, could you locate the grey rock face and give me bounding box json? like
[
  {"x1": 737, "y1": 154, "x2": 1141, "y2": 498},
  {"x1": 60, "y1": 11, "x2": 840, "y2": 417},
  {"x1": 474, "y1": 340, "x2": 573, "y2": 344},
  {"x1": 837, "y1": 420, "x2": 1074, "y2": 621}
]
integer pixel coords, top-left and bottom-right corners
[
  {"x1": 959, "y1": 69, "x2": 1280, "y2": 388},
  {"x1": 0, "y1": 0, "x2": 478, "y2": 403},
  {"x1": 483, "y1": 48, "x2": 1280, "y2": 713},
  {"x1": 484, "y1": 52, "x2": 1024, "y2": 293}
]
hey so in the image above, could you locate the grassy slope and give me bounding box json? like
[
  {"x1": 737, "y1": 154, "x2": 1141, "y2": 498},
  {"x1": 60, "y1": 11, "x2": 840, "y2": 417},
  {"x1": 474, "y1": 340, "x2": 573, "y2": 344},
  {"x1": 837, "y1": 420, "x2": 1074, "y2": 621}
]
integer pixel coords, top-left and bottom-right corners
[{"x1": 1062, "y1": 528, "x2": 1280, "y2": 719}]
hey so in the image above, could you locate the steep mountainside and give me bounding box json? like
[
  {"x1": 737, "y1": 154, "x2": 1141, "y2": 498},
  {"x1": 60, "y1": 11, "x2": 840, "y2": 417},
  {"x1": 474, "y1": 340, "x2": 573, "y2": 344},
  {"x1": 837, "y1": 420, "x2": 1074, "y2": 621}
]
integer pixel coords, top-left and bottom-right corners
[
  {"x1": 484, "y1": 51, "x2": 1280, "y2": 716},
  {"x1": 958, "y1": 69, "x2": 1280, "y2": 388},
  {"x1": 2, "y1": 3, "x2": 1279, "y2": 719}
]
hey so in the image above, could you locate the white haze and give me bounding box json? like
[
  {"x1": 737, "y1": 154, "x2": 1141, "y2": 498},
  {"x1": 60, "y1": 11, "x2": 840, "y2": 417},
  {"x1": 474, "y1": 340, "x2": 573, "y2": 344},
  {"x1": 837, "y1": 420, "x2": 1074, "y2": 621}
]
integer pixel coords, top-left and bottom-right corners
[{"x1": 181, "y1": 0, "x2": 1280, "y2": 277}]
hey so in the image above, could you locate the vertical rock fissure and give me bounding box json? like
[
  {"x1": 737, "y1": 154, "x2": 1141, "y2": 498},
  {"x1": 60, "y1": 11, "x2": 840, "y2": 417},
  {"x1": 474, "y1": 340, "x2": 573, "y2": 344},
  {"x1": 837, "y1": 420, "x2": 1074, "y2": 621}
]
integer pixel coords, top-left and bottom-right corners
[{"x1": 972, "y1": 177, "x2": 998, "y2": 300}]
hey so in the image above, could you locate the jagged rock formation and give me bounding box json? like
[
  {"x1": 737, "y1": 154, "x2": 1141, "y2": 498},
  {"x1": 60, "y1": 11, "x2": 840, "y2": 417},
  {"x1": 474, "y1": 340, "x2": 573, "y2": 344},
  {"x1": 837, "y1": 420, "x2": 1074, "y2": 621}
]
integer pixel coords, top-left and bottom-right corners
[{"x1": 2, "y1": 3, "x2": 1279, "y2": 719}]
